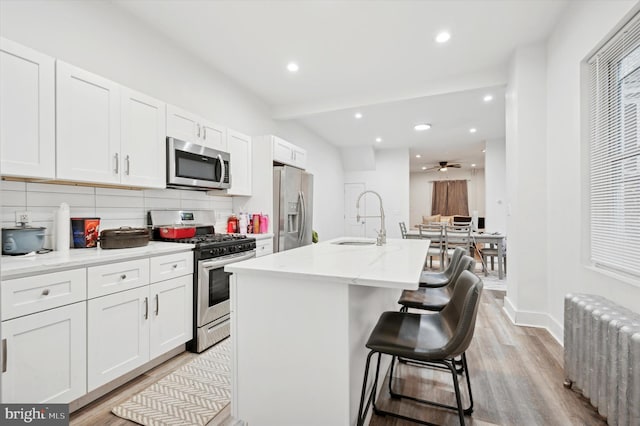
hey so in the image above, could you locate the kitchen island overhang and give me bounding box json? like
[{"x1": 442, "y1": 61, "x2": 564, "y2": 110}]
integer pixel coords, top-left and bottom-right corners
[{"x1": 226, "y1": 237, "x2": 430, "y2": 426}]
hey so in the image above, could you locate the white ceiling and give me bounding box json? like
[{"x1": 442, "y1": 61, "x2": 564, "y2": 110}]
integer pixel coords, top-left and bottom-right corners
[{"x1": 115, "y1": 0, "x2": 568, "y2": 171}]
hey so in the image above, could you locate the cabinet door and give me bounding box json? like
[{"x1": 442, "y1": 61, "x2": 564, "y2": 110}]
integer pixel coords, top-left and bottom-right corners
[
  {"x1": 56, "y1": 61, "x2": 120, "y2": 184},
  {"x1": 226, "y1": 129, "x2": 252, "y2": 196},
  {"x1": 87, "y1": 286, "x2": 149, "y2": 391},
  {"x1": 292, "y1": 146, "x2": 307, "y2": 170},
  {"x1": 1, "y1": 302, "x2": 86, "y2": 403},
  {"x1": 149, "y1": 275, "x2": 193, "y2": 359},
  {"x1": 0, "y1": 38, "x2": 55, "y2": 179},
  {"x1": 255, "y1": 238, "x2": 273, "y2": 257},
  {"x1": 272, "y1": 136, "x2": 294, "y2": 165},
  {"x1": 121, "y1": 87, "x2": 166, "y2": 188},
  {"x1": 201, "y1": 120, "x2": 227, "y2": 151},
  {"x1": 166, "y1": 104, "x2": 199, "y2": 143}
]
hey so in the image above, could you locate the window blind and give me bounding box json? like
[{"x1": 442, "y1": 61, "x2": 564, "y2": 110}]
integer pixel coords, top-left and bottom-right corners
[{"x1": 589, "y1": 13, "x2": 640, "y2": 277}]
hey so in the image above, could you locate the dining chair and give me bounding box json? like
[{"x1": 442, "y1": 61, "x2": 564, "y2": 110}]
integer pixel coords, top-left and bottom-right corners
[
  {"x1": 419, "y1": 223, "x2": 444, "y2": 270},
  {"x1": 445, "y1": 224, "x2": 471, "y2": 265},
  {"x1": 356, "y1": 270, "x2": 484, "y2": 426},
  {"x1": 399, "y1": 222, "x2": 408, "y2": 239},
  {"x1": 481, "y1": 238, "x2": 507, "y2": 276}
]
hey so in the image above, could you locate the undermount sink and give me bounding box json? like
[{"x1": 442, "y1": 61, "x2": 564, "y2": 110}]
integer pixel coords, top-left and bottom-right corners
[{"x1": 332, "y1": 240, "x2": 376, "y2": 246}]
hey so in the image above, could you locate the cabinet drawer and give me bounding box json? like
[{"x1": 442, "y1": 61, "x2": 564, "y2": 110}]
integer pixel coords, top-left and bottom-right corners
[
  {"x1": 1, "y1": 269, "x2": 86, "y2": 320},
  {"x1": 88, "y1": 259, "x2": 149, "y2": 299},
  {"x1": 150, "y1": 251, "x2": 193, "y2": 283},
  {"x1": 256, "y1": 239, "x2": 273, "y2": 258}
]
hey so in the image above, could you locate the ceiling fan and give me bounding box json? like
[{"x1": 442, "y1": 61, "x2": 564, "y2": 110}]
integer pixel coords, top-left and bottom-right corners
[{"x1": 423, "y1": 161, "x2": 462, "y2": 172}]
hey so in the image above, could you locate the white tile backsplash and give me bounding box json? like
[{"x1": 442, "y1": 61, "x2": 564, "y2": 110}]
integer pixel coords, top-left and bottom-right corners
[{"x1": 1, "y1": 181, "x2": 232, "y2": 247}]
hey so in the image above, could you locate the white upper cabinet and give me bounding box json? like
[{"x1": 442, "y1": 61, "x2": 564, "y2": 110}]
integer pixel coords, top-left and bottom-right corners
[
  {"x1": 166, "y1": 104, "x2": 200, "y2": 144},
  {"x1": 120, "y1": 87, "x2": 166, "y2": 188},
  {"x1": 56, "y1": 61, "x2": 120, "y2": 184},
  {"x1": 57, "y1": 61, "x2": 166, "y2": 188},
  {"x1": 166, "y1": 104, "x2": 227, "y2": 151},
  {"x1": 0, "y1": 38, "x2": 55, "y2": 179},
  {"x1": 201, "y1": 120, "x2": 227, "y2": 151},
  {"x1": 226, "y1": 129, "x2": 252, "y2": 196},
  {"x1": 272, "y1": 136, "x2": 307, "y2": 169}
]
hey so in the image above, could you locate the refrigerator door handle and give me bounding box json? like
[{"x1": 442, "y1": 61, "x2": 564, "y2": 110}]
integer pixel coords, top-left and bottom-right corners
[{"x1": 299, "y1": 190, "x2": 306, "y2": 243}]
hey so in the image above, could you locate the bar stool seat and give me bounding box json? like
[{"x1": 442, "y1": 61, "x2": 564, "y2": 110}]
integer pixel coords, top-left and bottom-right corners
[
  {"x1": 366, "y1": 311, "x2": 452, "y2": 361},
  {"x1": 402, "y1": 255, "x2": 476, "y2": 312},
  {"x1": 420, "y1": 246, "x2": 466, "y2": 288},
  {"x1": 398, "y1": 286, "x2": 450, "y2": 311}
]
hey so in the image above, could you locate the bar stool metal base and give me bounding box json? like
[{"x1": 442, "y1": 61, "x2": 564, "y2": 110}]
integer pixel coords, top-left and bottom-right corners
[{"x1": 357, "y1": 351, "x2": 474, "y2": 426}]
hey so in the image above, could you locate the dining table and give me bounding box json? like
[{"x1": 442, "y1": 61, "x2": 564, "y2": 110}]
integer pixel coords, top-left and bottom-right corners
[{"x1": 406, "y1": 227, "x2": 507, "y2": 279}]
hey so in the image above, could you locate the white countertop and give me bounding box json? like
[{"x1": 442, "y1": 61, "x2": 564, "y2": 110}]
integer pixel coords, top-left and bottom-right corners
[
  {"x1": 250, "y1": 233, "x2": 273, "y2": 240},
  {"x1": 1, "y1": 241, "x2": 195, "y2": 280},
  {"x1": 225, "y1": 237, "x2": 429, "y2": 289}
]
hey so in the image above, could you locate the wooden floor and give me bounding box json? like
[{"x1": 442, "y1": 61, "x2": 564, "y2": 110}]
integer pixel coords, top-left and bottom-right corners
[{"x1": 71, "y1": 290, "x2": 605, "y2": 426}]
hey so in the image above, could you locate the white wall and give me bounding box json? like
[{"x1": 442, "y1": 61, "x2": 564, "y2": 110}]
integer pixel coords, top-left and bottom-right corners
[
  {"x1": 0, "y1": 0, "x2": 344, "y2": 241},
  {"x1": 484, "y1": 138, "x2": 507, "y2": 233},
  {"x1": 504, "y1": 43, "x2": 549, "y2": 329},
  {"x1": 544, "y1": 0, "x2": 640, "y2": 336},
  {"x1": 409, "y1": 169, "x2": 485, "y2": 228},
  {"x1": 344, "y1": 149, "x2": 410, "y2": 239}
]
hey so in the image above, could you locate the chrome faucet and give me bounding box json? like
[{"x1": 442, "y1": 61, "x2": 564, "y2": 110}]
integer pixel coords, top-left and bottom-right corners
[{"x1": 355, "y1": 190, "x2": 386, "y2": 246}]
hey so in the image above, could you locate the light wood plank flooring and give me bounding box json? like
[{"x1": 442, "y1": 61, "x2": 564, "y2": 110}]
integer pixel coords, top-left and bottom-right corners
[{"x1": 71, "y1": 290, "x2": 605, "y2": 426}]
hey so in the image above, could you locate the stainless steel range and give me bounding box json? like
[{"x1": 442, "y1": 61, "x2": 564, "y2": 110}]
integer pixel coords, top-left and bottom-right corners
[{"x1": 148, "y1": 210, "x2": 256, "y2": 353}]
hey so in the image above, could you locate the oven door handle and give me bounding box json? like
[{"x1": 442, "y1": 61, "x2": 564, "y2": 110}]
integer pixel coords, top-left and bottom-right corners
[{"x1": 199, "y1": 251, "x2": 256, "y2": 270}]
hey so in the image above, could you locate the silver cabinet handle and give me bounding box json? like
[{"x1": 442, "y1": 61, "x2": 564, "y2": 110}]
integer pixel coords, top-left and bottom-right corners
[
  {"x1": 197, "y1": 123, "x2": 201, "y2": 138},
  {"x1": 203, "y1": 126, "x2": 207, "y2": 140},
  {"x1": 125, "y1": 155, "x2": 130, "y2": 175},
  {"x1": 155, "y1": 294, "x2": 159, "y2": 316},
  {"x1": 2, "y1": 339, "x2": 6, "y2": 373},
  {"x1": 120, "y1": 274, "x2": 127, "y2": 280},
  {"x1": 144, "y1": 297, "x2": 148, "y2": 319},
  {"x1": 42, "y1": 289, "x2": 50, "y2": 296},
  {"x1": 114, "y1": 153, "x2": 119, "y2": 174}
]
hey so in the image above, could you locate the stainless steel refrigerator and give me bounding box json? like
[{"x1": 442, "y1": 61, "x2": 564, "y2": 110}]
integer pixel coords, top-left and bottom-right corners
[{"x1": 273, "y1": 165, "x2": 314, "y2": 252}]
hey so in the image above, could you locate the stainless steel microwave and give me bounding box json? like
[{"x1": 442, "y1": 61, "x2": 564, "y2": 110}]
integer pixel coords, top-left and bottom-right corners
[{"x1": 167, "y1": 137, "x2": 231, "y2": 190}]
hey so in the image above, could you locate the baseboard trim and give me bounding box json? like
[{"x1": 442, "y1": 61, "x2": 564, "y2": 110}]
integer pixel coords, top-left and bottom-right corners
[{"x1": 502, "y1": 297, "x2": 564, "y2": 346}]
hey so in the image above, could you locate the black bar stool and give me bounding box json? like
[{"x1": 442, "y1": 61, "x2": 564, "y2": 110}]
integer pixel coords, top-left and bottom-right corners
[
  {"x1": 400, "y1": 255, "x2": 476, "y2": 312},
  {"x1": 420, "y1": 246, "x2": 466, "y2": 288},
  {"x1": 357, "y1": 270, "x2": 483, "y2": 426}
]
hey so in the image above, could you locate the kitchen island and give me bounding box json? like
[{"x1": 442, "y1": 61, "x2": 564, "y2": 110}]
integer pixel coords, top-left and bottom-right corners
[{"x1": 225, "y1": 237, "x2": 430, "y2": 426}]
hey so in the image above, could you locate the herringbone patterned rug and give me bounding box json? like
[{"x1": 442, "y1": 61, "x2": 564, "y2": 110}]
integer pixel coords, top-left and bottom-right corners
[{"x1": 112, "y1": 339, "x2": 231, "y2": 426}]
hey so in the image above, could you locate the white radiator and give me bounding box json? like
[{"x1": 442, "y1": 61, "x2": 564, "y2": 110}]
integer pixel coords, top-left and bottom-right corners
[{"x1": 564, "y1": 294, "x2": 640, "y2": 426}]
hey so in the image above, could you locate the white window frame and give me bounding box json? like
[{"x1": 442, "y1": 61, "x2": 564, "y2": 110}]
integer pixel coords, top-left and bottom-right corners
[{"x1": 588, "y1": 13, "x2": 640, "y2": 280}]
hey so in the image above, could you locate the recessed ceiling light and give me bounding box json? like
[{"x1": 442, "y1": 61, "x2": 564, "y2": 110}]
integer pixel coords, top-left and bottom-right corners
[
  {"x1": 286, "y1": 62, "x2": 299, "y2": 72},
  {"x1": 482, "y1": 149, "x2": 486, "y2": 153},
  {"x1": 435, "y1": 31, "x2": 451, "y2": 43},
  {"x1": 415, "y1": 154, "x2": 421, "y2": 158},
  {"x1": 469, "y1": 128, "x2": 477, "y2": 133},
  {"x1": 414, "y1": 123, "x2": 431, "y2": 131},
  {"x1": 354, "y1": 112, "x2": 363, "y2": 119},
  {"x1": 471, "y1": 163, "x2": 476, "y2": 167},
  {"x1": 421, "y1": 166, "x2": 427, "y2": 170},
  {"x1": 375, "y1": 137, "x2": 382, "y2": 143},
  {"x1": 483, "y1": 94, "x2": 493, "y2": 102}
]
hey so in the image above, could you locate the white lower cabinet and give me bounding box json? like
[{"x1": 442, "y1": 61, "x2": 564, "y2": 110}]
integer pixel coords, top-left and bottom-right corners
[
  {"x1": 87, "y1": 273, "x2": 193, "y2": 391},
  {"x1": 87, "y1": 286, "x2": 150, "y2": 391},
  {"x1": 149, "y1": 275, "x2": 193, "y2": 359},
  {"x1": 1, "y1": 302, "x2": 86, "y2": 403}
]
